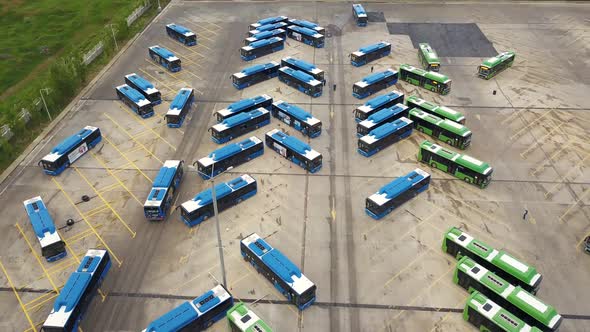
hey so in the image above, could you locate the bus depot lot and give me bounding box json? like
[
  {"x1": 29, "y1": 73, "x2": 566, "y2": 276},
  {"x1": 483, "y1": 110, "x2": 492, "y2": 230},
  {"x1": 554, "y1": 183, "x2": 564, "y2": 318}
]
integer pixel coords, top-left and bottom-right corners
[{"x1": 1, "y1": 1, "x2": 590, "y2": 331}]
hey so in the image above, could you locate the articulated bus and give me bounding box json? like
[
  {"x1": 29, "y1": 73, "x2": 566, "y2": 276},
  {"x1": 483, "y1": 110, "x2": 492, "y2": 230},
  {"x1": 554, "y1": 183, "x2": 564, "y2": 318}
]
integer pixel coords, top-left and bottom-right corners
[
  {"x1": 116, "y1": 84, "x2": 154, "y2": 118},
  {"x1": 216, "y1": 94, "x2": 273, "y2": 122},
  {"x1": 227, "y1": 302, "x2": 273, "y2": 332},
  {"x1": 241, "y1": 233, "x2": 316, "y2": 310},
  {"x1": 418, "y1": 140, "x2": 492, "y2": 188},
  {"x1": 124, "y1": 73, "x2": 161, "y2": 105},
  {"x1": 23, "y1": 196, "x2": 66, "y2": 262},
  {"x1": 42, "y1": 249, "x2": 111, "y2": 332},
  {"x1": 249, "y1": 16, "x2": 289, "y2": 30},
  {"x1": 281, "y1": 56, "x2": 325, "y2": 83},
  {"x1": 286, "y1": 25, "x2": 325, "y2": 48},
  {"x1": 357, "y1": 103, "x2": 408, "y2": 137},
  {"x1": 406, "y1": 95, "x2": 465, "y2": 124},
  {"x1": 39, "y1": 126, "x2": 102, "y2": 176},
  {"x1": 180, "y1": 174, "x2": 257, "y2": 227},
  {"x1": 351, "y1": 41, "x2": 391, "y2": 67},
  {"x1": 241, "y1": 37, "x2": 284, "y2": 61},
  {"x1": 442, "y1": 226, "x2": 542, "y2": 294},
  {"x1": 418, "y1": 43, "x2": 440, "y2": 72},
  {"x1": 271, "y1": 100, "x2": 322, "y2": 138},
  {"x1": 456, "y1": 257, "x2": 562, "y2": 331},
  {"x1": 358, "y1": 117, "x2": 413, "y2": 157},
  {"x1": 266, "y1": 128, "x2": 322, "y2": 173},
  {"x1": 248, "y1": 22, "x2": 289, "y2": 36},
  {"x1": 143, "y1": 285, "x2": 233, "y2": 332},
  {"x1": 365, "y1": 168, "x2": 430, "y2": 220},
  {"x1": 232, "y1": 62, "x2": 280, "y2": 90},
  {"x1": 352, "y1": 4, "x2": 367, "y2": 26},
  {"x1": 148, "y1": 45, "x2": 181, "y2": 72},
  {"x1": 166, "y1": 23, "x2": 197, "y2": 46},
  {"x1": 408, "y1": 109, "x2": 472, "y2": 149},
  {"x1": 353, "y1": 90, "x2": 405, "y2": 122},
  {"x1": 245, "y1": 28, "x2": 286, "y2": 45},
  {"x1": 464, "y1": 292, "x2": 543, "y2": 332},
  {"x1": 278, "y1": 66, "x2": 323, "y2": 97},
  {"x1": 210, "y1": 108, "x2": 270, "y2": 144},
  {"x1": 399, "y1": 64, "x2": 451, "y2": 95},
  {"x1": 353, "y1": 69, "x2": 398, "y2": 99},
  {"x1": 478, "y1": 51, "x2": 515, "y2": 79},
  {"x1": 288, "y1": 19, "x2": 325, "y2": 35},
  {"x1": 166, "y1": 88, "x2": 194, "y2": 128},
  {"x1": 143, "y1": 160, "x2": 184, "y2": 221},
  {"x1": 197, "y1": 137, "x2": 264, "y2": 179}
]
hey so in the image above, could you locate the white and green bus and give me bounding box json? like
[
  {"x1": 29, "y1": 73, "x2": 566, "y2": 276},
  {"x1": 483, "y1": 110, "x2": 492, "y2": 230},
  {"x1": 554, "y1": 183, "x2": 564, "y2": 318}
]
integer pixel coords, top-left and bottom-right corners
[
  {"x1": 406, "y1": 95, "x2": 465, "y2": 124},
  {"x1": 227, "y1": 302, "x2": 273, "y2": 332},
  {"x1": 478, "y1": 51, "x2": 515, "y2": 79},
  {"x1": 418, "y1": 43, "x2": 440, "y2": 72},
  {"x1": 418, "y1": 140, "x2": 492, "y2": 188},
  {"x1": 399, "y1": 64, "x2": 451, "y2": 95},
  {"x1": 408, "y1": 109, "x2": 471, "y2": 149}
]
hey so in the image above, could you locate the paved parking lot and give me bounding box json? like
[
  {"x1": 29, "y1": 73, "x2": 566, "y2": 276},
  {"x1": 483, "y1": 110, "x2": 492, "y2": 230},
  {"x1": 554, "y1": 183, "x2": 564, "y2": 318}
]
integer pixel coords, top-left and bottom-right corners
[{"x1": 0, "y1": 1, "x2": 589, "y2": 331}]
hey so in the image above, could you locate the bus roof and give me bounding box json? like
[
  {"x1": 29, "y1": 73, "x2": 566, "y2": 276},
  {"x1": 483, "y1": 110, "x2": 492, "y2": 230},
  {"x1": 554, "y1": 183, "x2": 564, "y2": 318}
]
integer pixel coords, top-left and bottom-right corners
[
  {"x1": 166, "y1": 23, "x2": 195, "y2": 37},
  {"x1": 237, "y1": 62, "x2": 280, "y2": 77},
  {"x1": 361, "y1": 117, "x2": 412, "y2": 144},
  {"x1": 363, "y1": 103, "x2": 408, "y2": 125},
  {"x1": 481, "y1": 51, "x2": 515, "y2": 68},
  {"x1": 249, "y1": 28, "x2": 284, "y2": 41},
  {"x1": 358, "y1": 69, "x2": 397, "y2": 85},
  {"x1": 227, "y1": 302, "x2": 273, "y2": 332},
  {"x1": 202, "y1": 137, "x2": 262, "y2": 166},
  {"x1": 168, "y1": 88, "x2": 193, "y2": 116},
  {"x1": 279, "y1": 67, "x2": 321, "y2": 86},
  {"x1": 182, "y1": 175, "x2": 256, "y2": 212},
  {"x1": 466, "y1": 291, "x2": 541, "y2": 332},
  {"x1": 356, "y1": 41, "x2": 391, "y2": 56},
  {"x1": 23, "y1": 196, "x2": 61, "y2": 246},
  {"x1": 407, "y1": 96, "x2": 465, "y2": 122},
  {"x1": 213, "y1": 108, "x2": 269, "y2": 131},
  {"x1": 508, "y1": 289, "x2": 561, "y2": 328},
  {"x1": 409, "y1": 109, "x2": 470, "y2": 137},
  {"x1": 250, "y1": 22, "x2": 288, "y2": 34},
  {"x1": 400, "y1": 64, "x2": 450, "y2": 83},
  {"x1": 256, "y1": 16, "x2": 288, "y2": 26},
  {"x1": 282, "y1": 56, "x2": 322, "y2": 75},
  {"x1": 125, "y1": 73, "x2": 158, "y2": 94},
  {"x1": 244, "y1": 37, "x2": 283, "y2": 50},
  {"x1": 287, "y1": 25, "x2": 323, "y2": 37},
  {"x1": 42, "y1": 126, "x2": 98, "y2": 162},
  {"x1": 358, "y1": 91, "x2": 404, "y2": 112},
  {"x1": 117, "y1": 85, "x2": 151, "y2": 107},
  {"x1": 418, "y1": 43, "x2": 440, "y2": 63},
  {"x1": 153, "y1": 160, "x2": 181, "y2": 188},
  {"x1": 352, "y1": 3, "x2": 367, "y2": 16},
  {"x1": 368, "y1": 169, "x2": 430, "y2": 206},
  {"x1": 149, "y1": 45, "x2": 179, "y2": 62},
  {"x1": 420, "y1": 141, "x2": 491, "y2": 174},
  {"x1": 289, "y1": 19, "x2": 321, "y2": 29},
  {"x1": 273, "y1": 100, "x2": 320, "y2": 126},
  {"x1": 267, "y1": 129, "x2": 320, "y2": 160},
  {"x1": 218, "y1": 95, "x2": 272, "y2": 117}
]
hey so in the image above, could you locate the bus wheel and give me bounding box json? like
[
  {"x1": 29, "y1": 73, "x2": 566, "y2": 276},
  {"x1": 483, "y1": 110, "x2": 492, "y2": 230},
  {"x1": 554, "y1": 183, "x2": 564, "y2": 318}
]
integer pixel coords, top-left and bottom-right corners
[
  {"x1": 204, "y1": 215, "x2": 209, "y2": 221},
  {"x1": 431, "y1": 162, "x2": 436, "y2": 168},
  {"x1": 447, "y1": 140, "x2": 453, "y2": 146},
  {"x1": 418, "y1": 127, "x2": 424, "y2": 133},
  {"x1": 464, "y1": 178, "x2": 471, "y2": 183},
  {"x1": 237, "y1": 198, "x2": 242, "y2": 204}
]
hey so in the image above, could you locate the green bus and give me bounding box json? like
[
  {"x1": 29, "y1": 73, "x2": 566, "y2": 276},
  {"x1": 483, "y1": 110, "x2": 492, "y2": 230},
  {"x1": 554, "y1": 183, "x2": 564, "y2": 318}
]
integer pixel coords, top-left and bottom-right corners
[
  {"x1": 464, "y1": 291, "x2": 543, "y2": 332},
  {"x1": 478, "y1": 51, "x2": 515, "y2": 80},
  {"x1": 442, "y1": 226, "x2": 542, "y2": 294},
  {"x1": 409, "y1": 109, "x2": 471, "y2": 149},
  {"x1": 456, "y1": 257, "x2": 562, "y2": 331},
  {"x1": 418, "y1": 43, "x2": 440, "y2": 72},
  {"x1": 406, "y1": 95, "x2": 465, "y2": 124},
  {"x1": 418, "y1": 140, "x2": 492, "y2": 188},
  {"x1": 227, "y1": 302, "x2": 273, "y2": 332},
  {"x1": 399, "y1": 64, "x2": 451, "y2": 95}
]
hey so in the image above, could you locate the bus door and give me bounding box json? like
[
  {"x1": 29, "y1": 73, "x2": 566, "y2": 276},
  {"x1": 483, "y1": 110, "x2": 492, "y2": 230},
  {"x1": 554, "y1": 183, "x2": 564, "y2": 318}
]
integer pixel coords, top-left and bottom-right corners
[{"x1": 294, "y1": 120, "x2": 301, "y2": 131}]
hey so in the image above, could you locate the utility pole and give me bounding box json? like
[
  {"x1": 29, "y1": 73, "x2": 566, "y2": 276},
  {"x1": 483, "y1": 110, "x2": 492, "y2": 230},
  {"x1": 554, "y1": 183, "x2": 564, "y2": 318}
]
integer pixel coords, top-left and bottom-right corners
[
  {"x1": 109, "y1": 24, "x2": 118, "y2": 51},
  {"x1": 39, "y1": 88, "x2": 52, "y2": 121}
]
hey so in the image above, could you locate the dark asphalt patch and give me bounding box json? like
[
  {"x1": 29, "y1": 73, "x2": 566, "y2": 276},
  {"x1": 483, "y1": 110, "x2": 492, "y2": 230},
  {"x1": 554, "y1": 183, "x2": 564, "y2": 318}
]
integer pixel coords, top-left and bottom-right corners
[{"x1": 367, "y1": 12, "x2": 386, "y2": 23}]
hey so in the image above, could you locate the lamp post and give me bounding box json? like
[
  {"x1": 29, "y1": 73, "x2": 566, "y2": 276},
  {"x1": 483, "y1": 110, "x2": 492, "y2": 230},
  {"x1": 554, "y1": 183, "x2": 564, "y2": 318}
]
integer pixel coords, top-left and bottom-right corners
[
  {"x1": 39, "y1": 88, "x2": 52, "y2": 121},
  {"x1": 109, "y1": 24, "x2": 118, "y2": 51}
]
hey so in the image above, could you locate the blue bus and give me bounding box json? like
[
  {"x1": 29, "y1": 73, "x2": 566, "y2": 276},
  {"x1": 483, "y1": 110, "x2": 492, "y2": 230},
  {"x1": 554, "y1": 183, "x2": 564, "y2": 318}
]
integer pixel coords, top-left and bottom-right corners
[
  {"x1": 39, "y1": 126, "x2": 102, "y2": 176},
  {"x1": 244, "y1": 28, "x2": 286, "y2": 45},
  {"x1": 196, "y1": 137, "x2": 264, "y2": 179},
  {"x1": 116, "y1": 84, "x2": 154, "y2": 118},
  {"x1": 248, "y1": 22, "x2": 289, "y2": 36},
  {"x1": 143, "y1": 285, "x2": 233, "y2": 332},
  {"x1": 166, "y1": 88, "x2": 194, "y2": 128},
  {"x1": 23, "y1": 196, "x2": 66, "y2": 262},
  {"x1": 148, "y1": 45, "x2": 181, "y2": 72},
  {"x1": 249, "y1": 16, "x2": 289, "y2": 30},
  {"x1": 353, "y1": 69, "x2": 399, "y2": 99},
  {"x1": 42, "y1": 249, "x2": 111, "y2": 332},
  {"x1": 351, "y1": 41, "x2": 391, "y2": 67},
  {"x1": 288, "y1": 19, "x2": 325, "y2": 35},
  {"x1": 215, "y1": 94, "x2": 273, "y2": 122},
  {"x1": 357, "y1": 103, "x2": 408, "y2": 137},
  {"x1": 241, "y1": 233, "x2": 316, "y2": 310},
  {"x1": 265, "y1": 128, "x2": 322, "y2": 173},
  {"x1": 278, "y1": 66, "x2": 323, "y2": 98},
  {"x1": 281, "y1": 56, "x2": 325, "y2": 83},
  {"x1": 166, "y1": 23, "x2": 197, "y2": 46},
  {"x1": 211, "y1": 109, "x2": 270, "y2": 144},
  {"x1": 143, "y1": 160, "x2": 184, "y2": 221},
  {"x1": 180, "y1": 174, "x2": 257, "y2": 227},
  {"x1": 365, "y1": 168, "x2": 430, "y2": 219},
  {"x1": 271, "y1": 100, "x2": 322, "y2": 138},
  {"x1": 354, "y1": 90, "x2": 405, "y2": 122},
  {"x1": 358, "y1": 117, "x2": 413, "y2": 157},
  {"x1": 240, "y1": 37, "x2": 284, "y2": 61},
  {"x1": 352, "y1": 4, "x2": 368, "y2": 26},
  {"x1": 231, "y1": 62, "x2": 280, "y2": 90},
  {"x1": 124, "y1": 73, "x2": 161, "y2": 104},
  {"x1": 286, "y1": 25, "x2": 324, "y2": 48}
]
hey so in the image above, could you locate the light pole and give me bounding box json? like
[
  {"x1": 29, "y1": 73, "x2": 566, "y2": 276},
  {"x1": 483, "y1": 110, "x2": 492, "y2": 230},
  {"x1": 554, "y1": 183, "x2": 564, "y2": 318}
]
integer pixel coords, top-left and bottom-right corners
[
  {"x1": 157, "y1": 0, "x2": 162, "y2": 12},
  {"x1": 109, "y1": 24, "x2": 118, "y2": 51},
  {"x1": 39, "y1": 88, "x2": 52, "y2": 121}
]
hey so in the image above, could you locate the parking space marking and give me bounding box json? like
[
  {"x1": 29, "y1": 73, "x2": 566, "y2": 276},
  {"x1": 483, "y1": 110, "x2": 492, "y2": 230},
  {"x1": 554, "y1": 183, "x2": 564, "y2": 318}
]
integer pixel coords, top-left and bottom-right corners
[
  {"x1": 520, "y1": 120, "x2": 566, "y2": 158},
  {"x1": 52, "y1": 178, "x2": 123, "y2": 267},
  {"x1": 510, "y1": 110, "x2": 553, "y2": 141},
  {"x1": 98, "y1": 182, "x2": 123, "y2": 194},
  {"x1": 545, "y1": 153, "x2": 590, "y2": 197},
  {"x1": 501, "y1": 108, "x2": 527, "y2": 125},
  {"x1": 23, "y1": 290, "x2": 56, "y2": 308},
  {"x1": 143, "y1": 59, "x2": 191, "y2": 87},
  {"x1": 74, "y1": 167, "x2": 137, "y2": 238},
  {"x1": 25, "y1": 292, "x2": 60, "y2": 312},
  {"x1": 138, "y1": 68, "x2": 180, "y2": 95},
  {"x1": 15, "y1": 223, "x2": 60, "y2": 293},
  {"x1": 384, "y1": 249, "x2": 430, "y2": 288},
  {"x1": 530, "y1": 140, "x2": 573, "y2": 176},
  {"x1": 116, "y1": 105, "x2": 177, "y2": 151},
  {"x1": 90, "y1": 151, "x2": 144, "y2": 206},
  {"x1": 560, "y1": 187, "x2": 590, "y2": 223},
  {"x1": 64, "y1": 225, "x2": 104, "y2": 244},
  {"x1": 0, "y1": 260, "x2": 36, "y2": 331},
  {"x1": 428, "y1": 296, "x2": 469, "y2": 332},
  {"x1": 161, "y1": 41, "x2": 207, "y2": 64}
]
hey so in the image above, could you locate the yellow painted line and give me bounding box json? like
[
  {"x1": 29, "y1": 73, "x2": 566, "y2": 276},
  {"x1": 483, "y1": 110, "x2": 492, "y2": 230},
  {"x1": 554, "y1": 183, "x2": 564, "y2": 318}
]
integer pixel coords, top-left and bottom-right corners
[
  {"x1": 52, "y1": 178, "x2": 123, "y2": 267},
  {"x1": 98, "y1": 182, "x2": 122, "y2": 194},
  {"x1": 576, "y1": 231, "x2": 590, "y2": 249},
  {"x1": 428, "y1": 297, "x2": 468, "y2": 332},
  {"x1": 85, "y1": 204, "x2": 112, "y2": 219},
  {"x1": 384, "y1": 249, "x2": 430, "y2": 287},
  {"x1": 46, "y1": 259, "x2": 77, "y2": 275},
  {"x1": 531, "y1": 141, "x2": 573, "y2": 176},
  {"x1": 116, "y1": 105, "x2": 177, "y2": 151},
  {"x1": 25, "y1": 293, "x2": 59, "y2": 312},
  {"x1": 331, "y1": 209, "x2": 336, "y2": 221},
  {"x1": 545, "y1": 153, "x2": 590, "y2": 197},
  {"x1": 74, "y1": 167, "x2": 137, "y2": 238},
  {"x1": 501, "y1": 108, "x2": 526, "y2": 125},
  {"x1": 98, "y1": 288, "x2": 107, "y2": 302},
  {"x1": 83, "y1": 203, "x2": 111, "y2": 217},
  {"x1": 183, "y1": 68, "x2": 203, "y2": 80},
  {"x1": 122, "y1": 145, "x2": 145, "y2": 155},
  {"x1": 228, "y1": 271, "x2": 252, "y2": 290},
  {"x1": 138, "y1": 67, "x2": 179, "y2": 94},
  {"x1": 560, "y1": 187, "x2": 590, "y2": 223},
  {"x1": 0, "y1": 260, "x2": 36, "y2": 331},
  {"x1": 23, "y1": 290, "x2": 56, "y2": 308},
  {"x1": 510, "y1": 110, "x2": 553, "y2": 140},
  {"x1": 520, "y1": 121, "x2": 565, "y2": 158},
  {"x1": 196, "y1": 42, "x2": 212, "y2": 50},
  {"x1": 91, "y1": 151, "x2": 143, "y2": 206},
  {"x1": 103, "y1": 114, "x2": 162, "y2": 169},
  {"x1": 15, "y1": 223, "x2": 60, "y2": 293},
  {"x1": 64, "y1": 226, "x2": 102, "y2": 244}
]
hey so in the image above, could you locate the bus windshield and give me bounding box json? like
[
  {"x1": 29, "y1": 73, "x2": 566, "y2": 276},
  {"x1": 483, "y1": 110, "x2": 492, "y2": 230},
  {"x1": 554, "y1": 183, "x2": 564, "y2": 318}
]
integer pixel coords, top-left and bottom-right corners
[{"x1": 298, "y1": 287, "x2": 316, "y2": 306}]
